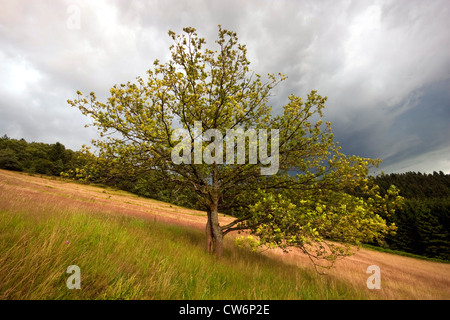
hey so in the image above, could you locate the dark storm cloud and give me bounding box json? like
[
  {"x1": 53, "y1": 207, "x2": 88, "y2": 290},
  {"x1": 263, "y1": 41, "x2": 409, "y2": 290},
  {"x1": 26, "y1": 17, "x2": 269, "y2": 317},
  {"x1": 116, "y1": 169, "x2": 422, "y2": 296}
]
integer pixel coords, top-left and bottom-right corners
[{"x1": 0, "y1": 0, "x2": 449, "y2": 173}]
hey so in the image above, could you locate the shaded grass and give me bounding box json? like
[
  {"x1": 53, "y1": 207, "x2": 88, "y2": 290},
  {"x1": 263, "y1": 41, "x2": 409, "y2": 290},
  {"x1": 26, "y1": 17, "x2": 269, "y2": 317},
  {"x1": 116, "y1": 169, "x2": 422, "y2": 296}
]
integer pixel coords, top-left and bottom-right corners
[{"x1": 0, "y1": 189, "x2": 369, "y2": 300}]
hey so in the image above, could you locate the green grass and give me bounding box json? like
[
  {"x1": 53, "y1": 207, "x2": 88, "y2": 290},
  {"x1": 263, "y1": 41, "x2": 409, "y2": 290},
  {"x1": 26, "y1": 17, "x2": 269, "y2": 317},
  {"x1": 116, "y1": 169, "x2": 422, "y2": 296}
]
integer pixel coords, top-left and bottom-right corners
[{"x1": 0, "y1": 200, "x2": 370, "y2": 300}]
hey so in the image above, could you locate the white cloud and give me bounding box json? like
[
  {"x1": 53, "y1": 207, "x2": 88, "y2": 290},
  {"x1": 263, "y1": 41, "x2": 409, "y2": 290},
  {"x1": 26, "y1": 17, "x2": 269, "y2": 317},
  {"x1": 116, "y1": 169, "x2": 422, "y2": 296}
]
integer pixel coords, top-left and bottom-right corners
[{"x1": 0, "y1": 53, "x2": 42, "y2": 93}]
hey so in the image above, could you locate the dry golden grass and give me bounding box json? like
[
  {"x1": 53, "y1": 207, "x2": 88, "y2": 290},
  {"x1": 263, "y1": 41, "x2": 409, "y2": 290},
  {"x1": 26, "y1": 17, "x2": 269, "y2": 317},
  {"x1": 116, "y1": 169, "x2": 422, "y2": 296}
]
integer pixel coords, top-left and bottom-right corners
[
  {"x1": 268, "y1": 245, "x2": 450, "y2": 299},
  {"x1": 1, "y1": 169, "x2": 449, "y2": 299},
  {"x1": 0, "y1": 169, "x2": 233, "y2": 229}
]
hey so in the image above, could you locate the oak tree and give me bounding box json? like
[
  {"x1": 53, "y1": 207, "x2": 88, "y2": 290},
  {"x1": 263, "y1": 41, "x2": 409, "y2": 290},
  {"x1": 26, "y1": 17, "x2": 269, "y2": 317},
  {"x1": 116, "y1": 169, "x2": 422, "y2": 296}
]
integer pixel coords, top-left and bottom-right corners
[{"x1": 68, "y1": 26, "x2": 400, "y2": 269}]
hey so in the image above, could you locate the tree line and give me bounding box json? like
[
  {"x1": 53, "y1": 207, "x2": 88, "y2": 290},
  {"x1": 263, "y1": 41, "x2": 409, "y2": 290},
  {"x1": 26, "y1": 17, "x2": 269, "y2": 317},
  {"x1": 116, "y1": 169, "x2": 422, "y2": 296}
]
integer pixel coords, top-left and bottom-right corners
[
  {"x1": 372, "y1": 172, "x2": 450, "y2": 260},
  {"x1": 0, "y1": 135, "x2": 84, "y2": 176}
]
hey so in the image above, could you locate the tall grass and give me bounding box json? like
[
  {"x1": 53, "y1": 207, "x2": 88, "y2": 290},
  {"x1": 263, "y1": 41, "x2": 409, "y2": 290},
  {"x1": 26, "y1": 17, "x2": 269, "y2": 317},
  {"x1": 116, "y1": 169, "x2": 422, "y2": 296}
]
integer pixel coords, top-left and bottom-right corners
[{"x1": 0, "y1": 181, "x2": 369, "y2": 300}]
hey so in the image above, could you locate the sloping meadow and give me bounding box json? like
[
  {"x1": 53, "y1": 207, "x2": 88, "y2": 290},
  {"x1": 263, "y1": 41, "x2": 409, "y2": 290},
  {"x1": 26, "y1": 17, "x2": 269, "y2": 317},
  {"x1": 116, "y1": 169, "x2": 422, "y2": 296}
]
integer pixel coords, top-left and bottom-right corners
[
  {"x1": 1, "y1": 170, "x2": 449, "y2": 300},
  {"x1": 0, "y1": 170, "x2": 367, "y2": 300}
]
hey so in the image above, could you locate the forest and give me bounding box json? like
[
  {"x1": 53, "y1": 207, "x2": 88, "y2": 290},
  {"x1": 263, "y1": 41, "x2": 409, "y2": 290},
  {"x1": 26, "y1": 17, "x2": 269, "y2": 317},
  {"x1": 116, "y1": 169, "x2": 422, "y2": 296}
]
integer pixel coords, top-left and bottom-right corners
[
  {"x1": 1, "y1": 134, "x2": 449, "y2": 260},
  {"x1": 0, "y1": 135, "x2": 84, "y2": 176},
  {"x1": 373, "y1": 172, "x2": 450, "y2": 260}
]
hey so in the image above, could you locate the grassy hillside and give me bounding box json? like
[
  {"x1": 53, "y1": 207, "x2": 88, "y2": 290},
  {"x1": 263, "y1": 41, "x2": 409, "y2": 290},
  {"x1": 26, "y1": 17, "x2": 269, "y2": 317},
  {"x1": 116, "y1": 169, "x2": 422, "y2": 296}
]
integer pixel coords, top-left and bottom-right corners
[{"x1": 1, "y1": 169, "x2": 449, "y2": 300}]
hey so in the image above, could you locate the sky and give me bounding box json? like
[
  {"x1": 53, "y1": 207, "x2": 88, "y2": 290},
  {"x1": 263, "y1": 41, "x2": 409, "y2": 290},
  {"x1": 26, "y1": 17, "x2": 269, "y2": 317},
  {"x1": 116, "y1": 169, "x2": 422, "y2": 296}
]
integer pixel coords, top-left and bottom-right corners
[{"x1": 1, "y1": 0, "x2": 449, "y2": 174}]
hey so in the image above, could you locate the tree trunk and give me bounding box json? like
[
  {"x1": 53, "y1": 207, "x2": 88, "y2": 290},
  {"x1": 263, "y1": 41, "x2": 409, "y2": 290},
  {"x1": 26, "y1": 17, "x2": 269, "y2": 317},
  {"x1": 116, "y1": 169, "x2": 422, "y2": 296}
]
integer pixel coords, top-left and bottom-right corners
[
  {"x1": 206, "y1": 210, "x2": 214, "y2": 253},
  {"x1": 206, "y1": 207, "x2": 223, "y2": 258},
  {"x1": 205, "y1": 163, "x2": 224, "y2": 258}
]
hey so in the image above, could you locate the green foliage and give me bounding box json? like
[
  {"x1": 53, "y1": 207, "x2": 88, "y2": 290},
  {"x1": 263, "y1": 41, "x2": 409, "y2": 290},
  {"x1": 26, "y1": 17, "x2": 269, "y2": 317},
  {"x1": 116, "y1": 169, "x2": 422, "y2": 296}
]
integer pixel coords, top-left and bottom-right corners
[
  {"x1": 373, "y1": 172, "x2": 450, "y2": 260},
  {"x1": 375, "y1": 171, "x2": 450, "y2": 199},
  {"x1": 0, "y1": 135, "x2": 84, "y2": 177},
  {"x1": 233, "y1": 184, "x2": 400, "y2": 270},
  {"x1": 0, "y1": 147, "x2": 23, "y2": 171}
]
